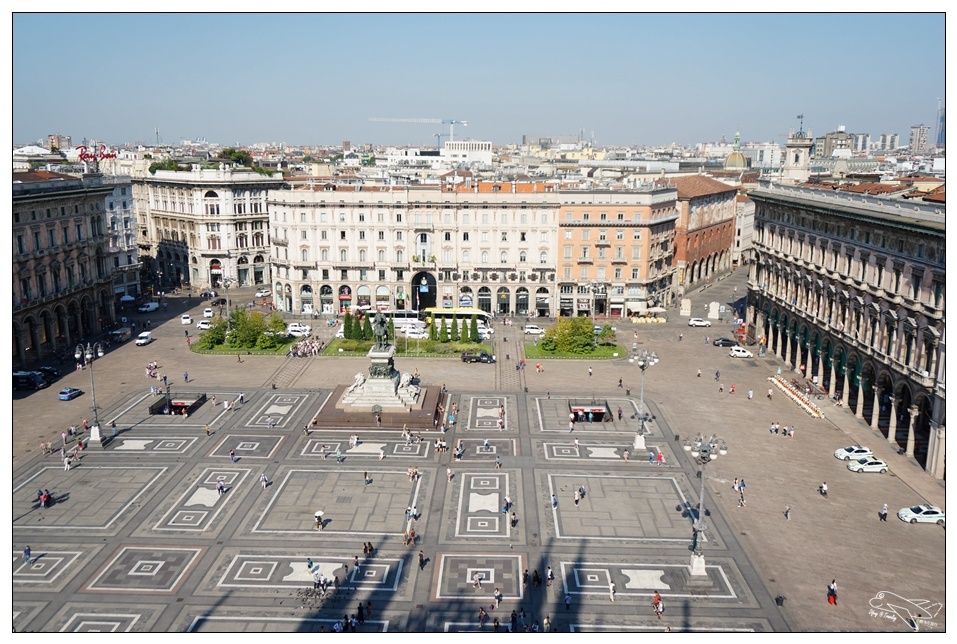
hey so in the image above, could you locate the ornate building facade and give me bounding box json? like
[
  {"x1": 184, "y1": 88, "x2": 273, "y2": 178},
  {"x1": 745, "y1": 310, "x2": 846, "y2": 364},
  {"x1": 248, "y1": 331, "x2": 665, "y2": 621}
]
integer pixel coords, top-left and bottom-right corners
[
  {"x1": 132, "y1": 164, "x2": 283, "y2": 291},
  {"x1": 747, "y1": 181, "x2": 945, "y2": 478},
  {"x1": 13, "y1": 170, "x2": 117, "y2": 367}
]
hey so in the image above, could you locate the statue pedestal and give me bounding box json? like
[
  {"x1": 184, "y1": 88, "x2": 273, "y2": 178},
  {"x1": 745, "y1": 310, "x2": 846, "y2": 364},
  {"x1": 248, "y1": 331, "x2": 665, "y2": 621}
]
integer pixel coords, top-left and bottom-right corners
[{"x1": 633, "y1": 433, "x2": 646, "y2": 450}]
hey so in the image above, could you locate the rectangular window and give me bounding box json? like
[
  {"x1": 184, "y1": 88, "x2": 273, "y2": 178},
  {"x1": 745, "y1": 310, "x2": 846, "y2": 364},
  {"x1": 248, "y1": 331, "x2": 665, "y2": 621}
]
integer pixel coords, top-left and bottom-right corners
[
  {"x1": 341, "y1": 269, "x2": 348, "y2": 280},
  {"x1": 564, "y1": 230, "x2": 572, "y2": 240},
  {"x1": 563, "y1": 267, "x2": 572, "y2": 279},
  {"x1": 360, "y1": 269, "x2": 367, "y2": 281},
  {"x1": 632, "y1": 247, "x2": 641, "y2": 260},
  {"x1": 632, "y1": 268, "x2": 639, "y2": 279},
  {"x1": 340, "y1": 231, "x2": 346, "y2": 240},
  {"x1": 301, "y1": 231, "x2": 308, "y2": 240},
  {"x1": 614, "y1": 268, "x2": 622, "y2": 279},
  {"x1": 598, "y1": 229, "x2": 607, "y2": 241},
  {"x1": 501, "y1": 232, "x2": 508, "y2": 242},
  {"x1": 616, "y1": 229, "x2": 624, "y2": 240},
  {"x1": 582, "y1": 230, "x2": 590, "y2": 241},
  {"x1": 564, "y1": 246, "x2": 572, "y2": 259},
  {"x1": 633, "y1": 230, "x2": 641, "y2": 240},
  {"x1": 16, "y1": 234, "x2": 25, "y2": 254},
  {"x1": 580, "y1": 266, "x2": 589, "y2": 280},
  {"x1": 378, "y1": 270, "x2": 386, "y2": 281},
  {"x1": 541, "y1": 232, "x2": 548, "y2": 243},
  {"x1": 322, "y1": 269, "x2": 329, "y2": 280},
  {"x1": 321, "y1": 230, "x2": 327, "y2": 240},
  {"x1": 359, "y1": 231, "x2": 366, "y2": 240}
]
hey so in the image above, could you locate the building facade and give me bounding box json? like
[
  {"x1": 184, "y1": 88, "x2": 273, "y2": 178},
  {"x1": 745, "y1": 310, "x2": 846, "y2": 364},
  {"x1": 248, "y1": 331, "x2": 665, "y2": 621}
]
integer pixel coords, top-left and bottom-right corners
[
  {"x1": 660, "y1": 174, "x2": 737, "y2": 296},
  {"x1": 747, "y1": 181, "x2": 945, "y2": 479},
  {"x1": 266, "y1": 182, "x2": 561, "y2": 318},
  {"x1": 132, "y1": 164, "x2": 283, "y2": 291},
  {"x1": 12, "y1": 170, "x2": 117, "y2": 367},
  {"x1": 102, "y1": 175, "x2": 142, "y2": 298},
  {"x1": 556, "y1": 185, "x2": 678, "y2": 318}
]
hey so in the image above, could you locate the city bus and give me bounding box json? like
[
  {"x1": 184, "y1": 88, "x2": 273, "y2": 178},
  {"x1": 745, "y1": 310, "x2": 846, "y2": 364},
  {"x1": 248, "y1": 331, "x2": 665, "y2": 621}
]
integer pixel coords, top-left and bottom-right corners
[
  {"x1": 422, "y1": 307, "x2": 494, "y2": 330},
  {"x1": 384, "y1": 309, "x2": 425, "y2": 331}
]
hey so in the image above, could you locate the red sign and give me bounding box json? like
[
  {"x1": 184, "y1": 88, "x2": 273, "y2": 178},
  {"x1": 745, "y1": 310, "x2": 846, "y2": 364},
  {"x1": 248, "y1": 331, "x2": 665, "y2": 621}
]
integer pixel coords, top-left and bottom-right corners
[{"x1": 76, "y1": 145, "x2": 117, "y2": 162}]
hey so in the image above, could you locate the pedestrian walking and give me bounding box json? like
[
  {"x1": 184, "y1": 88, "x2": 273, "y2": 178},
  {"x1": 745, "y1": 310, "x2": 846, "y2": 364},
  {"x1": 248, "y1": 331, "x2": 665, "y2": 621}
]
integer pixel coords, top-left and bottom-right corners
[
  {"x1": 623, "y1": 449, "x2": 629, "y2": 462},
  {"x1": 205, "y1": 424, "x2": 211, "y2": 436},
  {"x1": 649, "y1": 450, "x2": 655, "y2": 465},
  {"x1": 768, "y1": 388, "x2": 773, "y2": 399},
  {"x1": 511, "y1": 512, "x2": 517, "y2": 527},
  {"x1": 784, "y1": 505, "x2": 791, "y2": 521},
  {"x1": 617, "y1": 406, "x2": 623, "y2": 420},
  {"x1": 551, "y1": 494, "x2": 558, "y2": 509},
  {"x1": 237, "y1": 354, "x2": 242, "y2": 363},
  {"x1": 217, "y1": 480, "x2": 225, "y2": 495},
  {"x1": 705, "y1": 336, "x2": 710, "y2": 344},
  {"x1": 260, "y1": 473, "x2": 268, "y2": 489},
  {"x1": 565, "y1": 593, "x2": 572, "y2": 611},
  {"x1": 494, "y1": 587, "x2": 503, "y2": 606},
  {"x1": 715, "y1": 370, "x2": 720, "y2": 381},
  {"x1": 609, "y1": 581, "x2": 616, "y2": 602},
  {"x1": 447, "y1": 466, "x2": 453, "y2": 482},
  {"x1": 63, "y1": 456, "x2": 71, "y2": 471},
  {"x1": 229, "y1": 449, "x2": 236, "y2": 463},
  {"x1": 495, "y1": 456, "x2": 502, "y2": 469},
  {"x1": 618, "y1": 378, "x2": 623, "y2": 388},
  {"x1": 418, "y1": 550, "x2": 425, "y2": 570},
  {"x1": 546, "y1": 566, "x2": 554, "y2": 586},
  {"x1": 879, "y1": 503, "x2": 888, "y2": 522},
  {"x1": 679, "y1": 333, "x2": 683, "y2": 342},
  {"x1": 23, "y1": 545, "x2": 32, "y2": 565},
  {"x1": 183, "y1": 371, "x2": 189, "y2": 383},
  {"x1": 62, "y1": 431, "x2": 67, "y2": 446},
  {"x1": 574, "y1": 438, "x2": 580, "y2": 449},
  {"x1": 697, "y1": 369, "x2": 701, "y2": 377},
  {"x1": 827, "y1": 579, "x2": 838, "y2": 605},
  {"x1": 364, "y1": 471, "x2": 371, "y2": 485},
  {"x1": 748, "y1": 389, "x2": 753, "y2": 400},
  {"x1": 574, "y1": 490, "x2": 580, "y2": 506}
]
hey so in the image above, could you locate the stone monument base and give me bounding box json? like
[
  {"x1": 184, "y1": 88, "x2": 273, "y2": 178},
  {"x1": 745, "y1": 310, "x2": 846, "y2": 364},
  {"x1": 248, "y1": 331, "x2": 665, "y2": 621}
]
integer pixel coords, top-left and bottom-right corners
[{"x1": 310, "y1": 383, "x2": 442, "y2": 431}]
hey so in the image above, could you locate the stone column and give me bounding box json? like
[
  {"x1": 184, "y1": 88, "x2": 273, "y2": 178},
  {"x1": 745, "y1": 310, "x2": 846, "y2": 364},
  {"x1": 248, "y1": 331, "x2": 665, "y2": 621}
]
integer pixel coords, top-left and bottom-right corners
[
  {"x1": 827, "y1": 363, "x2": 836, "y2": 398},
  {"x1": 870, "y1": 388, "x2": 880, "y2": 430},
  {"x1": 904, "y1": 405, "x2": 918, "y2": 457},
  {"x1": 854, "y1": 380, "x2": 865, "y2": 419},
  {"x1": 887, "y1": 397, "x2": 899, "y2": 445}
]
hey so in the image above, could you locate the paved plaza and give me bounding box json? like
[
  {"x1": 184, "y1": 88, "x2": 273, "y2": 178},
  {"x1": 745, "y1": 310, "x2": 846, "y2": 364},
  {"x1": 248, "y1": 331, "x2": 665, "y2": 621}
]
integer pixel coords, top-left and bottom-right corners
[{"x1": 11, "y1": 272, "x2": 945, "y2": 632}]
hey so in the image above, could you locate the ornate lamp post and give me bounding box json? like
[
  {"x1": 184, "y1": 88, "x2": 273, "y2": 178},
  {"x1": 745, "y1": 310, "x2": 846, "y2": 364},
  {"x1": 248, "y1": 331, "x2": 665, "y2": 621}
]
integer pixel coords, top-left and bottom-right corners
[
  {"x1": 219, "y1": 277, "x2": 236, "y2": 333},
  {"x1": 633, "y1": 350, "x2": 658, "y2": 449},
  {"x1": 683, "y1": 433, "x2": 727, "y2": 576},
  {"x1": 75, "y1": 342, "x2": 108, "y2": 447}
]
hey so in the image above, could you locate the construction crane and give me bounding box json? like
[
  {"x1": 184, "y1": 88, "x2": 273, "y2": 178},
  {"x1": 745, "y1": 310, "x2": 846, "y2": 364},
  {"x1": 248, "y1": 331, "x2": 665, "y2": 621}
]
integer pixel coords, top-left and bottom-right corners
[
  {"x1": 369, "y1": 117, "x2": 468, "y2": 142},
  {"x1": 434, "y1": 133, "x2": 447, "y2": 149}
]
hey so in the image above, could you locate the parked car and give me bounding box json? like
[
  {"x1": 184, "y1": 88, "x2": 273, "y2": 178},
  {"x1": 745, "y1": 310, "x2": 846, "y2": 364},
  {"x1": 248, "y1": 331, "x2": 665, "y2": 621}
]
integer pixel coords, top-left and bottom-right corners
[
  {"x1": 211, "y1": 298, "x2": 227, "y2": 306},
  {"x1": 688, "y1": 317, "x2": 711, "y2": 327},
  {"x1": 200, "y1": 290, "x2": 218, "y2": 298},
  {"x1": 712, "y1": 337, "x2": 737, "y2": 347},
  {"x1": 138, "y1": 302, "x2": 159, "y2": 313},
  {"x1": 462, "y1": 350, "x2": 496, "y2": 364},
  {"x1": 196, "y1": 320, "x2": 211, "y2": 330},
  {"x1": 404, "y1": 328, "x2": 430, "y2": 339},
  {"x1": 135, "y1": 331, "x2": 154, "y2": 346},
  {"x1": 203, "y1": 308, "x2": 214, "y2": 318},
  {"x1": 523, "y1": 324, "x2": 545, "y2": 335},
  {"x1": 57, "y1": 387, "x2": 83, "y2": 401},
  {"x1": 255, "y1": 289, "x2": 271, "y2": 298},
  {"x1": 833, "y1": 445, "x2": 873, "y2": 461},
  {"x1": 729, "y1": 346, "x2": 754, "y2": 358},
  {"x1": 181, "y1": 314, "x2": 193, "y2": 325},
  {"x1": 13, "y1": 371, "x2": 49, "y2": 390},
  {"x1": 37, "y1": 366, "x2": 61, "y2": 380},
  {"x1": 287, "y1": 323, "x2": 312, "y2": 335},
  {"x1": 847, "y1": 457, "x2": 889, "y2": 474},
  {"x1": 109, "y1": 327, "x2": 132, "y2": 343},
  {"x1": 897, "y1": 504, "x2": 945, "y2": 525}
]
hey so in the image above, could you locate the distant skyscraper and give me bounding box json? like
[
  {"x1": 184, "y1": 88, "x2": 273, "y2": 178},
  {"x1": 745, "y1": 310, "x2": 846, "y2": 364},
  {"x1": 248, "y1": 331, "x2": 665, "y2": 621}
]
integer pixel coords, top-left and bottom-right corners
[
  {"x1": 908, "y1": 124, "x2": 930, "y2": 155},
  {"x1": 343, "y1": 140, "x2": 351, "y2": 152},
  {"x1": 935, "y1": 106, "x2": 945, "y2": 148}
]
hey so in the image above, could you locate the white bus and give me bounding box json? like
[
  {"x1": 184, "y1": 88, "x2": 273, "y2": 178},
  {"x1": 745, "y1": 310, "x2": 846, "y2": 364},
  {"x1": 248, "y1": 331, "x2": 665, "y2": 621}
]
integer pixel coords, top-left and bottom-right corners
[
  {"x1": 384, "y1": 309, "x2": 425, "y2": 331},
  {"x1": 423, "y1": 307, "x2": 494, "y2": 331}
]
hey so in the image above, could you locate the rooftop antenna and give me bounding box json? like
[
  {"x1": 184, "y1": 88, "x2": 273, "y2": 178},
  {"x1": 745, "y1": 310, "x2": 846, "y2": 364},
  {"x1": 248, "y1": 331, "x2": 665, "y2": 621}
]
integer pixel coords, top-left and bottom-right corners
[
  {"x1": 796, "y1": 114, "x2": 805, "y2": 137},
  {"x1": 155, "y1": 127, "x2": 161, "y2": 146}
]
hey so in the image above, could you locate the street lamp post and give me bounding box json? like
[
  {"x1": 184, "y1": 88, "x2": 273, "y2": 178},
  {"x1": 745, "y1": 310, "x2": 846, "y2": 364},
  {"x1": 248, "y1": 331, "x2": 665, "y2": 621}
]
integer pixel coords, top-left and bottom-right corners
[
  {"x1": 683, "y1": 432, "x2": 728, "y2": 576},
  {"x1": 220, "y1": 277, "x2": 235, "y2": 333},
  {"x1": 633, "y1": 350, "x2": 658, "y2": 449},
  {"x1": 75, "y1": 342, "x2": 108, "y2": 447}
]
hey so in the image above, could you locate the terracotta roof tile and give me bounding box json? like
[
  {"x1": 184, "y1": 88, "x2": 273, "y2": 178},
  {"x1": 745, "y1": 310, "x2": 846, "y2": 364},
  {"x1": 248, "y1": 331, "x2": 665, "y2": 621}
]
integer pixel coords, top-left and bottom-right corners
[{"x1": 656, "y1": 174, "x2": 737, "y2": 199}]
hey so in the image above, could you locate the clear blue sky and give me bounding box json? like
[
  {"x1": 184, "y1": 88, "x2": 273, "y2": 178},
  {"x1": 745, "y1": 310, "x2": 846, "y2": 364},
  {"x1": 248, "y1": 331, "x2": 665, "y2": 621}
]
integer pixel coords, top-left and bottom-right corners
[{"x1": 12, "y1": 12, "x2": 946, "y2": 148}]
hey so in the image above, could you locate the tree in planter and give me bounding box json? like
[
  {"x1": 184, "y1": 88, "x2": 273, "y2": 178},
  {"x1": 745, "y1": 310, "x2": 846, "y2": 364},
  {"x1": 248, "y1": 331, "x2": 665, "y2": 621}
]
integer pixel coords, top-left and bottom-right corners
[
  {"x1": 470, "y1": 315, "x2": 480, "y2": 343},
  {"x1": 450, "y1": 316, "x2": 460, "y2": 341},
  {"x1": 439, "y1": 319, "x2": 450, "y2": 343},
  {"x1": 361, "y1": 315, "x2": 373, "y2": 341},
  {"x1": 429, "y1": 320, "x2": 438, "y2": 341}
]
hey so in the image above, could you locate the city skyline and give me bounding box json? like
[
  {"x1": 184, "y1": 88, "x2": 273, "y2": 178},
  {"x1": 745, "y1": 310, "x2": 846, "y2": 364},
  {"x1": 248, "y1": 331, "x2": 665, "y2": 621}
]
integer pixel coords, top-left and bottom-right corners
[{"x1": 12, "y1": 11, "x2": 946, "y2": 149}]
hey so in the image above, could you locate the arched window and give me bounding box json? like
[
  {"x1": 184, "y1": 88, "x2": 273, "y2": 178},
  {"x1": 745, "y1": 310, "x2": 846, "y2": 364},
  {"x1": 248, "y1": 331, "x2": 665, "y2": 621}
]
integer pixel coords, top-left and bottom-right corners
[
  {"x1": 481, "y1": 251, "x2": 489, "y2": 264},
  {"x1": 396, "y1": 250, "x2": 404, "y2": 263},
  {"x1": 378, "y1": 250, "x2": 385, "y2": 262},
  {"x1": 301, "y1": 248, "x2": 309, "y2": 262},
  {"x1": 321, "y1": 249, "x2": 329, "y2": 261},
  {"x1": 359, "y1": 249, "x2": 367, "y2": 262},
  {"x1": 340, "y1": 249, "x2": 347, "y2": 262},
  {"x1": 463, "y1": 232, "x2": 470, "y2": 241},
  {"x1": 520, "y1": 251, "x2": 527, "y2": 263},
  {"x1": 540, "y1": 251, "x2": 548, "y2": 264},
  {"x1": 462, "y1": 250, "x2": 470, "y2": 263},
  {"x1": 500, "y1": 251, "x2": 508, "y2": 263}
]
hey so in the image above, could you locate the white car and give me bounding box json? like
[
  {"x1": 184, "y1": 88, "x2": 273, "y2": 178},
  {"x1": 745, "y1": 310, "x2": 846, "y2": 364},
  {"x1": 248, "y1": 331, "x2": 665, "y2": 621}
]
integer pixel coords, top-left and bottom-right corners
[
  {"x1": 255, "y1": 289, "x2": 271, "y2": 298},
  {"x1": 847, "y1": 457, "x2": 888, "y2": 474},
  {"x1": 833, "y1": 445, "x2": 873, "y2": 461},
  {"x1": 196, "y1": 320, "x2": 211, "y2": 331},
  {"x1": 405, "y1": 328, "x2": 429, "y2": 339},
  {"x1": 335, "y1": 325, "x2": 345, "y2": 339},
  {"x1": 288, "y1": 329, "x2": 311, "y2": 338},
  {"x1": 134, "y1": 331, "x2": 153, "y2": 346},
  {"x1": 688, "y1": 318, "x2": 711, "y2": 327},
  {"x1": 729, "y1": 346, "x2": 753, "y2": 358},
  {"x1": 523, "y1": 324, "x2": 545, "y2": 335},
  {"x1": 203, "y1": 308, "x2": 214, "y2": 318},
  {"x1": 897, "y1": 504, "x2": 945, "y2": 525},
  {"x1": 181, "y1": 314, "x2": 192, "y2": 325},
  {"x1": 287, "y1": 323, "x2": 312, "y2": 335}
]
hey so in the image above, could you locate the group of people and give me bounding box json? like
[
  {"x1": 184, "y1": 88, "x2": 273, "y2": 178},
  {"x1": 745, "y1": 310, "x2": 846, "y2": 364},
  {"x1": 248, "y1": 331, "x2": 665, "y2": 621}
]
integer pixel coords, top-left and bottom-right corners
[
  {"x1": 35, "y1": 488, "x2": 55, "y2": 508},
  {"x1": 288, "y1": 338, "x2": 325, "y2": 358},
  {"x1": 769, "y1": 421, "x2": 795, "y2": 437}
]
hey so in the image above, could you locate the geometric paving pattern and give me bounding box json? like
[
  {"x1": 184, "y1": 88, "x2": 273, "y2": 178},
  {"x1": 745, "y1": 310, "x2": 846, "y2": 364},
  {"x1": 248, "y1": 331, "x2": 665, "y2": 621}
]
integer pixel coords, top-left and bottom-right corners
[
  {"x1": 86, "y1": 546, "x2": 203, "y2": 593},
  {"x1": 436, "y1": 554, "x2": 523, "y2": 599}
]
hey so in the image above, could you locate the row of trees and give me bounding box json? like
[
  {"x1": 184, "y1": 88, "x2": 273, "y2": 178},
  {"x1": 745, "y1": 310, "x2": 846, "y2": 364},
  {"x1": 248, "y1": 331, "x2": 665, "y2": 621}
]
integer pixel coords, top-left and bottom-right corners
[
  {"x1": 537, "y1": 317, "x2": 617, "y2": 354},
  {"x1": 338, "y1": 312, "x2": 486, "y2": 344},
  {"x1": 193, "y1": 309, "x2": 289, "y2": 350}
]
